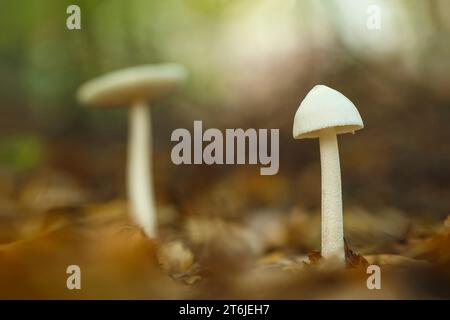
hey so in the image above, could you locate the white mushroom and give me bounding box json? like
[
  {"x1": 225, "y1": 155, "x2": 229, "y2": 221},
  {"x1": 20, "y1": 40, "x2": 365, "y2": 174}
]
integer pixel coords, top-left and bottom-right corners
[
  {"x1": 77, "y1": 64, "x2": 187, "y2": 238},
  {"x1": 293, "y1": 85, "x2": 363, "y2": 266}
]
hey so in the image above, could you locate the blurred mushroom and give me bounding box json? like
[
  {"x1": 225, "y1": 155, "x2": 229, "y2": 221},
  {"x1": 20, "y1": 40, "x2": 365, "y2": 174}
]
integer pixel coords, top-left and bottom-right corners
[
  {"x1": 77, "y1": 64, "x2": 187, "y2": 237},
  {"x1": 293, "y1": 85, "x2": 364, "y2": 266}
]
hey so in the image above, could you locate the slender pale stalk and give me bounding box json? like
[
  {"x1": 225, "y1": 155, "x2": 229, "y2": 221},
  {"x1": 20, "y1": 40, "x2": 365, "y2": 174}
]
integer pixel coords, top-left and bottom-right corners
[
  {"x1": 127, "y1": 101, "x2": 157, "y2": 237},
  {"x1": 319, "y1": 127, "x2": 345, "y2": 266}
]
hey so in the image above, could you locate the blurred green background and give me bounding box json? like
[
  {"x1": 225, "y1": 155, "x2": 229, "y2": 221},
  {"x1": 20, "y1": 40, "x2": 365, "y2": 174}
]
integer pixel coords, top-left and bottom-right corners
[{"x1": 0, "y1": 0, "x2": 449, "y2": 220}]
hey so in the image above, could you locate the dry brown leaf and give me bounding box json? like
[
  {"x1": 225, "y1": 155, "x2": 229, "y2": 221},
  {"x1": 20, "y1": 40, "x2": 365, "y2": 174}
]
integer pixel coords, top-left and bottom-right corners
[
  {"x1": 307, "y1": 250, "x2": 322, "y2": 265},
  {"x1": 345, "y1": 239, "x2": 369, "y2": 270}
]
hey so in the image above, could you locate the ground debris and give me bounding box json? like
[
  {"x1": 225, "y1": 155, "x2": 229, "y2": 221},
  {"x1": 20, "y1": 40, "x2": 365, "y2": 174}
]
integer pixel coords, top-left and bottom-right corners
[{"x1": 345, "y1": 239, "x2": 369, "y2": 270}]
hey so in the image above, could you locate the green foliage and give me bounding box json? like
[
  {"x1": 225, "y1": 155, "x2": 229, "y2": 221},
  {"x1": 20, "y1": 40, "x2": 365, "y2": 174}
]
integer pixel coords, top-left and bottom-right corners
[{"x1": 0, "y1": 135, "x2": 43, "y2": 171}]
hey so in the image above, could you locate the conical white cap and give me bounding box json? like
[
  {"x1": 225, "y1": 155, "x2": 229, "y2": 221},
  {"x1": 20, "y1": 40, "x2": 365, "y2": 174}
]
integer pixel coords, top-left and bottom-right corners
[{"x1": 293, "y1": 85, "x2": 363, "y2": 139}]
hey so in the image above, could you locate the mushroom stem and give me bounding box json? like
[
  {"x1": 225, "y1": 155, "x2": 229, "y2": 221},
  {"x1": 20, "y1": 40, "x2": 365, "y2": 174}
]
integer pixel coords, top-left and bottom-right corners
[
  {"x1": 319, "y1": 127, "x2": 345, "y2": 265},
  {"x1": 128, "y1": 101, "x2": 157, "y2": 237}
]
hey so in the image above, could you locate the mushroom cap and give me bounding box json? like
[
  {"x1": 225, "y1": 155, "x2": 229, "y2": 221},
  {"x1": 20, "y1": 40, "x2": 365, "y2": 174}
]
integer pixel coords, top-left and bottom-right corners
[
  {"x1": 293, "y1": 85, "x2": 363, "y2": 139},
  {"x1": 77, "y1": 64, "x2": 187, "y2": 107}
]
